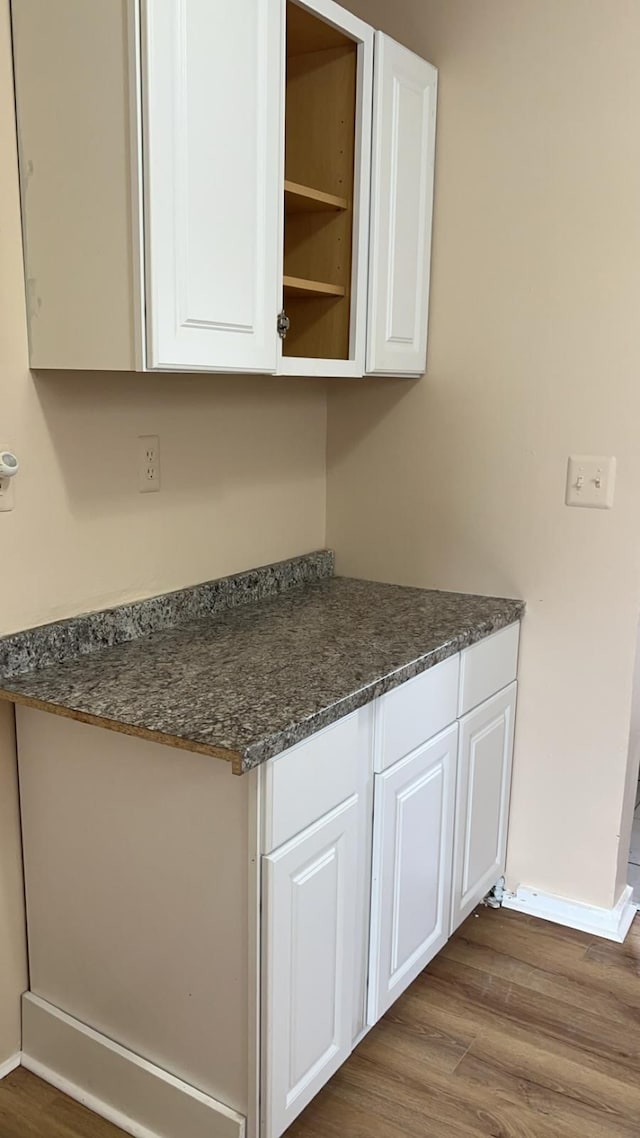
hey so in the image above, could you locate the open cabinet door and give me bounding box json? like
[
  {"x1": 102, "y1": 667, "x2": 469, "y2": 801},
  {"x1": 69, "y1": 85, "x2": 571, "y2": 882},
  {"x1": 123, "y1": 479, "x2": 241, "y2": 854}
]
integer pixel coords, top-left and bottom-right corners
[
  {"x1": 278, "y1": 0, "x2": 373, "y2": 378},
  {"x1": 366, "y1": 34, "x2": 438, "y2": 377},
  {"x1": 142, "y1": 0, "x2": 283, "y2": 372}
]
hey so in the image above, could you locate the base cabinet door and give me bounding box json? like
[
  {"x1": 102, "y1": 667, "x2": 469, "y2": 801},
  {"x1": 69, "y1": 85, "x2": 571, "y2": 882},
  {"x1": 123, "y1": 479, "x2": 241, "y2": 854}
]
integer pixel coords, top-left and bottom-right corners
[
  {"x1": 262, "y1": 795, "x2": 359, "y2": 1138},
  {"x1": 451, "y1": 683, "x2": 517, "y2": 934},
  {"x1": 367, "y1": 724, "x2": 457, "y2": 1024}
]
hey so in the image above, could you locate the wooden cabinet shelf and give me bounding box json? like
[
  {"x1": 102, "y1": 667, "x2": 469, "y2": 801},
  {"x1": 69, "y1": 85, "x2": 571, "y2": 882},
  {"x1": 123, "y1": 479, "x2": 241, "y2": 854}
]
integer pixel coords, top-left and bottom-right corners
[
  {"x1": 284, "y1": 180, "x2": 348, "y2": 214},
  {"x1": 283, "y1": 275, "x2": 346, "y2": 299}
]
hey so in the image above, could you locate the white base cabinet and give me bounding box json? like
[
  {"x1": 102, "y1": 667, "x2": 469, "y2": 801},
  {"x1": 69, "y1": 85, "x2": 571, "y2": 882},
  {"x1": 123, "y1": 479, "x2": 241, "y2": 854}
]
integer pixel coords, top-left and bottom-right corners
[
  {"x1": 368, "y1": 724, "x2": 457, "y2": 1023},
  {"x1": 16, "y1": 623, "x2": 519, "y2": 1138}
]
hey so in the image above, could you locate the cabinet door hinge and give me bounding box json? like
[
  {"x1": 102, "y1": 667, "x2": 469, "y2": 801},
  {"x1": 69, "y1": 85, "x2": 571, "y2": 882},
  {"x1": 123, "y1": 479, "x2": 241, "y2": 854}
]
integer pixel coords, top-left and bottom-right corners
[
  {"x1": 277, "y1": 309, "x2": 290, "y2": 340},
  {"x1": 483, "y1": 877, "x2": 506, "y2": 908}
]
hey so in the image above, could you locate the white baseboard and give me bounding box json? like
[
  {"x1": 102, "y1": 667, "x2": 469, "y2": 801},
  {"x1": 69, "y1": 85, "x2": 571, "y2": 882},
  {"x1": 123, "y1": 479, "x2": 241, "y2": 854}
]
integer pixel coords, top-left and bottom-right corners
[
  {"x1": 503, "y1": 883, "x2": 636, "y2": 943},
  {"x1": 0, "y1": 1053, "x2": 21, "y2": 1081},
  {"x1": 21, "y1": 993, "x2": 245, "y2": 1138}
]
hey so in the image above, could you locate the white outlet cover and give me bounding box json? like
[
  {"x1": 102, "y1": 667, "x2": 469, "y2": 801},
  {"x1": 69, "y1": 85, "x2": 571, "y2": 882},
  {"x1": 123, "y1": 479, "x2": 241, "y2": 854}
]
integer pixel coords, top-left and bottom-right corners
[
  {"x1": 566, "y1": 455, "x2": 616, "y2": 509},
  {"x1": 137, "y1": 434, "x2": 160, "y2": 493}
]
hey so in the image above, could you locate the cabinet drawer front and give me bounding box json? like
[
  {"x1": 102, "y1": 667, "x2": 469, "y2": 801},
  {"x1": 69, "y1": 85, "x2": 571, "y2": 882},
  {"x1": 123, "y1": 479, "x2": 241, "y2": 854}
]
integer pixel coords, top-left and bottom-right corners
[
  {"x1": 375, "y1": 655, "x2": 459, "y2": 772},
  {"x1": 458, "y1": 623, "x2": 520, "y2": 716},
  {"x1": 368, "y1": 723, "x2": 457, "y2": 1024},
  {"x1": 264, "y1": 708, "x2": 369, "y2": 853}
]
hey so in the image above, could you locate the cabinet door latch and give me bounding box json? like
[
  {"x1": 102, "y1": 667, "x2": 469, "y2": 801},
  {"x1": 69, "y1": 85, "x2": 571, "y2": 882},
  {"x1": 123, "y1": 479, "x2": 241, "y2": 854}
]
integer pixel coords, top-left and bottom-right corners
[{"x1": 277, "y1": 310, "x2": 291, "y2": 340}]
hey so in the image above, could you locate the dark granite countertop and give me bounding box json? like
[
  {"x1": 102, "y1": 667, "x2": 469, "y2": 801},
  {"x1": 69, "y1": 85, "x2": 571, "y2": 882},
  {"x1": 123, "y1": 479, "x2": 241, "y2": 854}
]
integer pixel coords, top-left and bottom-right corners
[{"x1": 0, "y1": 556, "x2": 524, "y2": 773}]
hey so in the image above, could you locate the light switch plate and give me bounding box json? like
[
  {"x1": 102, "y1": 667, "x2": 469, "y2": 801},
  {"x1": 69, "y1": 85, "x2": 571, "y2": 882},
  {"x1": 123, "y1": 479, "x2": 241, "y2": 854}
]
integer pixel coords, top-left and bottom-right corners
[{"x1": 565, "y1": 455, "x2": 616, "y2": 509}]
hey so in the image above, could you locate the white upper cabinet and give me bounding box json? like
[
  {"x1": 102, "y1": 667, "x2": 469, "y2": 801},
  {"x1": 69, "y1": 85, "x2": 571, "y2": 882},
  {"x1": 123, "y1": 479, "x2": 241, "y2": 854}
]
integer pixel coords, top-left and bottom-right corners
[
  {"x1": 143, "y1": 0, "x2": 283, "y2": 372},
  {"x1": 12, "y1": 3, "x2": 435, "y2": 377},
  {"x1": 366, "y1": 34, "x2": 438, "y2": 377}
]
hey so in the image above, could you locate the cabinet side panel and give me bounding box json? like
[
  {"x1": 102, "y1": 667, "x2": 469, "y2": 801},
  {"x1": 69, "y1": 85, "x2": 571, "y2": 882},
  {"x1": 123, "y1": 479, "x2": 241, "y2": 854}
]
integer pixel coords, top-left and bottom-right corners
[
  {"x1": 17, "y1": 708, "x2": 251, "y2": 1116},
  {"x1": 11, "y1": 0, "x2": 141, "y2": 370}
]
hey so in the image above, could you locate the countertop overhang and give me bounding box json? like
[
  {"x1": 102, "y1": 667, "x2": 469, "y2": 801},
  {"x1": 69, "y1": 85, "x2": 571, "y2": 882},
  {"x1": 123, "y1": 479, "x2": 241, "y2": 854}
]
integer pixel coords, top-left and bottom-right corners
[{"x1": 0, "y1": 554, "x2": 524, "y2": 773}]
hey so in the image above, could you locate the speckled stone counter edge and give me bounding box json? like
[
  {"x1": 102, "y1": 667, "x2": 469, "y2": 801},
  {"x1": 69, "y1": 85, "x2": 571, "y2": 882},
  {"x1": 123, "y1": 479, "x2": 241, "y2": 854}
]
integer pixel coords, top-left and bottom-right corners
[
  {"x1": 0, "y1": 550, "x2": 334, "y2": 679},
  {"x1": 240, "y1": 603, "x2": 525, "y2": 770}
]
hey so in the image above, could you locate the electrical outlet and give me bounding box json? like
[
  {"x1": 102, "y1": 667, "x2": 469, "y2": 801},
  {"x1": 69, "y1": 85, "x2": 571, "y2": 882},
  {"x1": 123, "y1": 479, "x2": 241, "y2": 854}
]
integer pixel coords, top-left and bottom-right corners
[{"x1": 138, "y1": 435, "x2": 160, "y2": 493}]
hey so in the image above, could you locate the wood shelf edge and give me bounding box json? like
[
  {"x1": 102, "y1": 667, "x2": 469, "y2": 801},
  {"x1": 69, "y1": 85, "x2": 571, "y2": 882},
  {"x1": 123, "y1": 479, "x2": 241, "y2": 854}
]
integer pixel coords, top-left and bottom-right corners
[
  {"x1": 283, "y1": 275, "x2": 346, "y2": 299},
  {"x1": 284, "y1": 180, "x2": 348, "y2": 213}
]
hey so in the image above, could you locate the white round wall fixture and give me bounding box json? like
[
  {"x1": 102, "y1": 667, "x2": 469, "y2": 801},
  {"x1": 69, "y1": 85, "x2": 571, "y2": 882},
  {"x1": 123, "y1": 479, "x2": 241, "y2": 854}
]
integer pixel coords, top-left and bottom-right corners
[{"x1": 0, "y1": 450, "x2": 19, "y2": 478}]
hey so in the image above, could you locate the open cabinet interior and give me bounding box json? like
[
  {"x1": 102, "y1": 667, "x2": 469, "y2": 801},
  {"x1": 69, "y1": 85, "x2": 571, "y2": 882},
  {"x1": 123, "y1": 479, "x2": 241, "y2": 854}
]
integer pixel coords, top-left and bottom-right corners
[{"x1": 282, "y1": 2, "x2": 358, "y2": 360}]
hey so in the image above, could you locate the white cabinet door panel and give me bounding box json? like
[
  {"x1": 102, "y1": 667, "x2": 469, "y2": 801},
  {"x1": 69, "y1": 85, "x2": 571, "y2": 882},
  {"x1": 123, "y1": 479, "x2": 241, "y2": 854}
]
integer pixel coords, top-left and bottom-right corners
[
  {"x1": 262, "y1": 795, "x2": 358, "y2": 1138},
  {"x1": 368, "y1": 724, "x2": 457, "y2": 1024},
  {"x1": 451, "y1": 683, "x2": 517, "y2": 933},
  {"x1": 142, "y1": 0, "x2": 282, "y2": 372},
  {"x1": 367, "y1": 33, "x2": 437, "y2": 376}
]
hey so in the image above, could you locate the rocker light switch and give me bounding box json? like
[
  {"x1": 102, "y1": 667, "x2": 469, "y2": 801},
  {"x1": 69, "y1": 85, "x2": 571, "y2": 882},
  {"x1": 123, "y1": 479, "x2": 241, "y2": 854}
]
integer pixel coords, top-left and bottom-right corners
[{"x1": 565, "y1": 455, "x2": 616, "y2": 509}]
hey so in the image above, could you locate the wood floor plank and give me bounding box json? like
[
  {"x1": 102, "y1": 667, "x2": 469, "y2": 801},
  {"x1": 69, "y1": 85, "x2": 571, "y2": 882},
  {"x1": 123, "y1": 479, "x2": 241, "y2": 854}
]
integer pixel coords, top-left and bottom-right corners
[
  {"x1": 425, "y1": 952, "x2": 640, "y2": 1073},
  {"x1": 339, "y1": 1033, "x2": 582, "y2": 1138},
  {"x1": 585, "y1": 926, "x2": 640, "y2": 971},
  {"x1": 461, "y1": 908, "x2": 640, "y2": 1008},
  {"x1": 287, "y1": 1076, "x2": 475, "y2": 1138},
  {"x1": 380, "y1": 982, "x2": 478, "y2": 1072},
  {"x1": 468, "y1": 905, "x2": 599, "y2": 948},
  {"x1": 0, "y1": 1068, "x2": 126, "y2": 1138},
  {"x1": 443, "y1": 927, "x2": 640, "y2": 1027},
  {"x1": 459, "y1": 908, "x2": 595, "y2": 970},
  {"x1": 355, "y1": 1017, "x2": 474, "y2": 1084},
  {"x1": 457, "y1": 1039, "x2": 640, "y2": 1137},
  {"x1": 459, "y1": 1021, "x2": 640, "y2": 1125},
  {"x1": 406, "y1": 970, "x2": 640, "y2": 1104}
]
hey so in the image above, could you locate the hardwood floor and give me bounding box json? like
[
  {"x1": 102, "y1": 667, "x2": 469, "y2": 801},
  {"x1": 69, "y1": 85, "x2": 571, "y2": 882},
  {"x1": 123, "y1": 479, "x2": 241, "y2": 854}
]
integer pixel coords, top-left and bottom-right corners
[{"x1": 1, "y1": 907, "x2": 638, "y2": 1138}]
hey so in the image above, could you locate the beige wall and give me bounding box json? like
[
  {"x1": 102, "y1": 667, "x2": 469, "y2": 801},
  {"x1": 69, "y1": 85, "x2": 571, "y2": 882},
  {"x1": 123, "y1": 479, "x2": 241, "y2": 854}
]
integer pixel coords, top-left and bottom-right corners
[
  {"x1": 0, "y1": 0, "x2": 327, "y2": 1060},
  {"x1": 331, "y1": 0, "x2": 640, "y2": 910}
]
